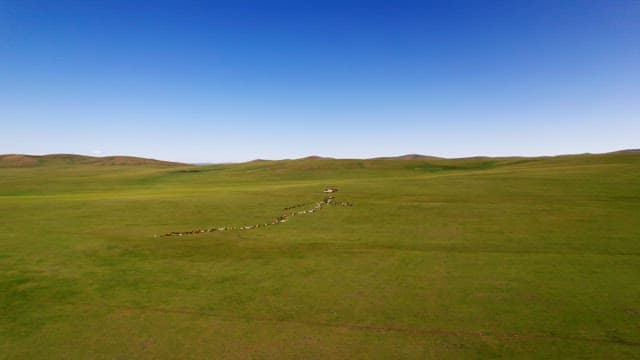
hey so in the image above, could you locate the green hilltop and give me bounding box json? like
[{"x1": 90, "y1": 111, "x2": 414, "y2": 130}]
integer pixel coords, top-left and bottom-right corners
[{"x1": 0, "y1": 153, "x2": 184, "y2": 168}]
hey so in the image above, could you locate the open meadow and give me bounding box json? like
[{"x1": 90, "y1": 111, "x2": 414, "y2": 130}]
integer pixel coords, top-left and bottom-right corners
[{"x1": 1, "y1": 152, "x2": 639, "y2": 358}]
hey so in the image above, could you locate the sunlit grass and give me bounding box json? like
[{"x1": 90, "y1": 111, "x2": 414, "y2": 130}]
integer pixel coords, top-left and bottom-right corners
[{"x1": 1, "y1": 153, "x2": 639, "y2": 358}]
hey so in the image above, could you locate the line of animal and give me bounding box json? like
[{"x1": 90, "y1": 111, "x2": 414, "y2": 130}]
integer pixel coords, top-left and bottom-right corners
[{"x1": 158, "y1": 188, "x2": 351, "y2": 237}]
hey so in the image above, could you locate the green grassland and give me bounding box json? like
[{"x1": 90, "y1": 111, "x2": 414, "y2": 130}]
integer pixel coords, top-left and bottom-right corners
[{"x1": 1, "y1": 152, "x2": 640, "y2": 358}]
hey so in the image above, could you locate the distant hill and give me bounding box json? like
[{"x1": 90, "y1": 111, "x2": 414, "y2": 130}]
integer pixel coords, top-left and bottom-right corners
[
  {"x1": 1, "y1": 149, "x2": 637, "y2": 168},
  {"x1": 372, "y1": 154, "x2": 443, "y2": 160},
  {"x1": 611, "y1": 149, "x2": 640, "y2": 154},
  {"x1": 0, "y1": 154, "x2": 186, "y2": 168},
  {"x1": 298, "y1": 155, "x2": 334, "y2": 160}
]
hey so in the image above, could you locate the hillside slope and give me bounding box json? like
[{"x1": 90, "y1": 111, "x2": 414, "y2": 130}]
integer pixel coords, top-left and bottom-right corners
[
  {"x1": 1, "y1": 150, "x2": 639, "y2": 358},
  {"x1": 0, "y1": 154, "x2": 186, "y2": 167}
]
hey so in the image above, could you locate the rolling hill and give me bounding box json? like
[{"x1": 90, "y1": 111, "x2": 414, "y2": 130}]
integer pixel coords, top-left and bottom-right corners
[
  {"x1": 0, "y1": 154, "x2": 186, "y2": 168},
  {"x1": 1, "y1": 150, "x2": 639, "y2": 358}
]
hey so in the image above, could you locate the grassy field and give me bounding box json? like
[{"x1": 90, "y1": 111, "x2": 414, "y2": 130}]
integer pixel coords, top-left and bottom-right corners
[{"x1": 1, "y1": 152, "x2": 639, "y2": 358}]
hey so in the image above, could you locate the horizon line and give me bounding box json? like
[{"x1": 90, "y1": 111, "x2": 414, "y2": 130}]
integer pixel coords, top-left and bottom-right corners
[{"x1": 2, "y1": 148, "x2": 638, "y2": 165}]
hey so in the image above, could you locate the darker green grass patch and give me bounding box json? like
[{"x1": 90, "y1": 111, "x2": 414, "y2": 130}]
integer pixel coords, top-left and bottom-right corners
[{"x1": 0, "y1": 272, "x2": 80, "y2": 338}]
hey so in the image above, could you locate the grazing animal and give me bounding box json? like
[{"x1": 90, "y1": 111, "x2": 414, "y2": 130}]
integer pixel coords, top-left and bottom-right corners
[{"x1": 160, "y1": 189, "x2": 352, "y2": 237}]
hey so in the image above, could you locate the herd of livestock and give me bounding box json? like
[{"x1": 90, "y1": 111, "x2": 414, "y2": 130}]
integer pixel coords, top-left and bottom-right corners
[{"x1": 159, "y1": 188, "x2": 352, "y2": 237}]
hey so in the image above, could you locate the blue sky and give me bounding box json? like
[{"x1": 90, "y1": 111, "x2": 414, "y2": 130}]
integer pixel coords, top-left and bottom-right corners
[{"x1": 1, "y1": 1, "x2": 638, "y2": 163}]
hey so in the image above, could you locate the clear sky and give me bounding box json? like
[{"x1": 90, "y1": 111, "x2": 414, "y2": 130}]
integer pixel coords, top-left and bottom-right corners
[{"x1": 1, "y1": 1, "x2": 638, "y2": 163}]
